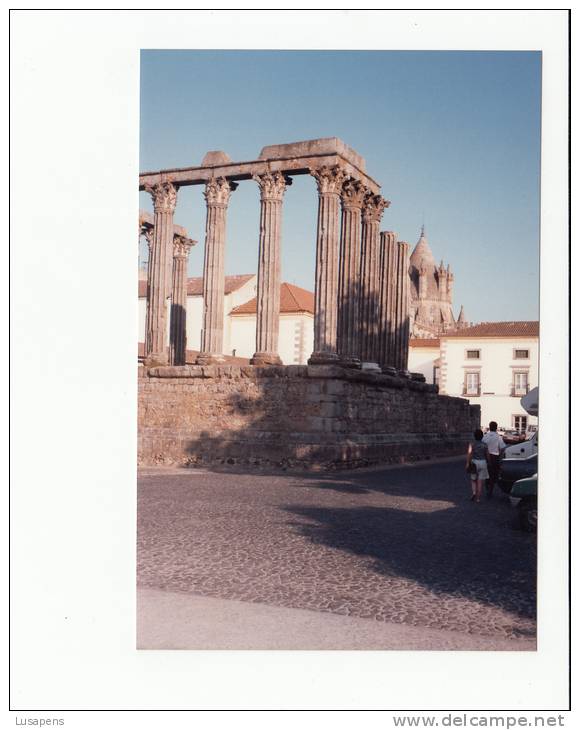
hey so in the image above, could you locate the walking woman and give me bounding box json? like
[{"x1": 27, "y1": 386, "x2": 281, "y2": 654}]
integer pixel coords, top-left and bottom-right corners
[{"x1": 466, "y1": 428, "x2": 490, "y2": 503}]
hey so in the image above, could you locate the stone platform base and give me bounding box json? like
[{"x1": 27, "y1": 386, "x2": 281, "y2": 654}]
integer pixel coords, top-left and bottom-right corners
[{"x1": 138, "y1": 364, "x2": 480, "y2": 471}]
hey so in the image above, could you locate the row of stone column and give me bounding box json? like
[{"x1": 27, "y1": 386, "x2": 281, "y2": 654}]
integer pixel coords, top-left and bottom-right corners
[
  {"x1": 142, "y1": 167, "x2": 410, "y2": 371},
  {"x1": 142, "y1": 182, "x2": 195, "y2": 367},
  {"x1": 378, "y1": 232, "x2": 410, "y2": 372},
  {"x1": 311, "y1": 166, "x2": 410, "y2": 372}
]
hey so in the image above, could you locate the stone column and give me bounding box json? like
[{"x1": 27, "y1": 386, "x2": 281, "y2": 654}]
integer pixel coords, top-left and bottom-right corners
[
  {"x1": 251, "y1": 171, "x2": 291, "y2": 366},
  {"x1": 337, "y1": 179, "x2": 366, "y2": 367},
  {"x1": 197, "y1": 177, "x2": 236, "y2": 365},
  {"x1": 359, "y1": 194, "x2": 389, "y2": 368},
  {"x1": 169, "y1": 236, "x2": 194, "y2": 366},
  {"x1": 308, "y1": 165, "x2": 348, "y2": 365},
  {"x1": 378, "y1": 230, "x2": 398, "y2": 370},
  {"x1": 143, "y1": 181, "x2": 178, "y2": 366},
  {"x1": 395, "y1": 240, "x2": 411, "y2": 372}
]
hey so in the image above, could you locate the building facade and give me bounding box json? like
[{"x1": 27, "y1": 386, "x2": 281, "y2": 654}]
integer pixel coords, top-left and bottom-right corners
[
  {"x1": 407, "y1": 337, "x2": 441, "y2": 386},
  {"x1": 410, "y1": 322, "x2": 539, "y2": 431},
  {"x1": 138, "y1": 275, "x2": 315, "y2": 365},
  {"x1": 229, "y1": 282, "x2": 314, "y2": 364}
]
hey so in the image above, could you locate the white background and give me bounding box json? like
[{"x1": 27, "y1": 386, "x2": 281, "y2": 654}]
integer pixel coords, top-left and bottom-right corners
[{"x1": 8, "y1": 8, "x2": 573, "y2": 722}]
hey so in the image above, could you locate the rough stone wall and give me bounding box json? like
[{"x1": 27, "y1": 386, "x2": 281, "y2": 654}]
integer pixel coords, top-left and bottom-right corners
[{"x1": 138, "y1": 365, "x2": 480, "y2": 470}]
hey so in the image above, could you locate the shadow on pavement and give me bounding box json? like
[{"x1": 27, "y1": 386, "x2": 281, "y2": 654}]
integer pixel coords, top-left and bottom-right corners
[{"x1": 280, "y1": 495, "x2": 536, "y2": 622}]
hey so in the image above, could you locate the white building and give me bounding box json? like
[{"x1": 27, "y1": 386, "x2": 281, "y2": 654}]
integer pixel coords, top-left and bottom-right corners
[
  {"x1": 229, "y1": 282, "x2": 314, "y2": 363},
  {"x1": 410, "y1": 322, "x2": 539, "y2": 431},
  {"x1": 407, "y1": 337, "x2": 441, "y2": 386},
  {"x1": 138, "y1": 274, "x2": 314, "y2": 365}
]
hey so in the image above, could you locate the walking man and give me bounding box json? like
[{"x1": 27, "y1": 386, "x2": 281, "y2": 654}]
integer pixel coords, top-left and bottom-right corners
[{"x1": 483, "y1": 421, "x2": 506, "y2": 498}]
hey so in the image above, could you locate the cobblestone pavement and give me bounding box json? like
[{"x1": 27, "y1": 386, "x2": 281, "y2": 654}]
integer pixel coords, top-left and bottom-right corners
[{"x1": 137, "y1": 458, "x2": 536, "y2": 645}]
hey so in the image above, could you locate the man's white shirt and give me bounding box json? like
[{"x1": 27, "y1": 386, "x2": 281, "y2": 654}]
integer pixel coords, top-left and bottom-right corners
[{"x1": 482, "y1": 431, "x2": 506, "y2": 455}]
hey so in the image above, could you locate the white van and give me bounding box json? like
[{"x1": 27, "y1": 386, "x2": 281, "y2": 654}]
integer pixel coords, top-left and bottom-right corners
[{"x1": 504, "y1": 430, "x2": 538, "y2": 459}]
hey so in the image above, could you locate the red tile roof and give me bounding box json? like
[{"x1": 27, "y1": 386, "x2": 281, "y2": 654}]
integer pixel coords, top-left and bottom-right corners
[
  {"x1": 230, "y1": 282, "x2": 314, "y2": 316},
  {"x1": 409, "y1": 338, "x2": 440, "y2": 348},
  {"x1": 138, "y1": 274, "x2": 254, "y2": 298},
  {"x1": 443, "y1": 321, "x2": 539, "y2": 338}
]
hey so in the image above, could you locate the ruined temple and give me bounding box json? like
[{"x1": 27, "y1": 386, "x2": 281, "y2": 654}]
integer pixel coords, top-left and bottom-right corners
[{"x1": 137, "y1": 138, "x2": 479, "y2": 469}]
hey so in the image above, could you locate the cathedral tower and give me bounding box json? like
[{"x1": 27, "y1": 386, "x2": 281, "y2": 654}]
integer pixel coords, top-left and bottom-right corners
[{"x1": 408, "y1": 226, "x2": 456, "y2": 337}]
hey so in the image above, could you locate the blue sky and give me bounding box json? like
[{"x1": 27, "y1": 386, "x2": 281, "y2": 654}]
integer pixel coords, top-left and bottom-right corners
[{"x1": 139, "y1": 50, "x2": 541, "y2": 323}]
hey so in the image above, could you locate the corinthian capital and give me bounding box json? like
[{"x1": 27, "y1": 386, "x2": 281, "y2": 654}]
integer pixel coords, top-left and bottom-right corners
[
  {"x1": 144, "y1": 181, "x2": 178, "y2": 213},
  {"x1": 173, "y1": 235, "x2": 195, "y2": 259},
  {"x1": 310, "y1": 165, "x2": 348, "y2": 195},
  {"x1": 204, "y1": 177, "x2": 235, "y2": 207},
  {"x1": 341, "y1": 179, "x2": 367, "y2": 209},
  {"x1": 362, "y1": 194, "x2": 390, "y2": 223},
  {"x1": 252, "y1": 171, "x2": 291, "y2": 201}
]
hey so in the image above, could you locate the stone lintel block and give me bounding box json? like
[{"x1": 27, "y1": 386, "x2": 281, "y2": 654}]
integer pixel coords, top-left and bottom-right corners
[
  {"x1": 201, "y1": 150, "x2": 232, "y2": 166},
  {"x1": 253, "y1": 366, "x2": 287, "y2": 378},
  {"x1": 324, "y1": 380, "x2": 347, "y2": 396},
  {"x1": 147, "y1": 366, "x2": 182, "y2": 378},
  {"x1": 240, "y1": 366, "x2": 258, "y2": 378},
  {"x1": 343, "y1": 369, "x2": 379, "y2": 386},
  {"x1": 307, "y1": 365, "x2": 345, "y2": 379},
  {"x1": 378, "y1": 375, "x2": 405, "y2": 389},
  {"x1": 258, "y1": 137, "x2": 366, "y2": 172},
  {"x1": 201, "y1": 365, "x2": 219, "y2": 378},
  {"x1": 408, "y1": 380, "x2": 426, "y2": 391},
  {"x1": 305, "y1": 416, "x2": 325, "y2": 431},
  {"x1": 410, "y1": 372, "x2": 427, "y2": 382},
  {"x1": 285, "y1": 365, "x2": 309, "y2": 378},
  {"x1": 318, "y1": 402, "x2": 341, "y2": 418},
  {"x1": 215, "y1": 365, "x2": 241, "y2": 378},
  {"x1": 381, "y1": 366, "x2": 399, "y2": 377}
]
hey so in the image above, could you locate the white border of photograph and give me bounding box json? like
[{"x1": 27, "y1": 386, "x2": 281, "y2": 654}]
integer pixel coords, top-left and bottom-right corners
[{"x1": 9, "y1": 8, "x2": 571, "y2": 718}]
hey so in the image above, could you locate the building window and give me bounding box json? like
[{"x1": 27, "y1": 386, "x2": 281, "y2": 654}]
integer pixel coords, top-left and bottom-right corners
[
  {"x1": 514, "y1": 349, "x2": 530, "y2": 359},
  {"x1": 463, "y1": 371, "x2": 480, "y2": 396},
  {"x1": 433, "y1": 366, "x2": 440, "y2": 386},
  {"x1": 513, "y1": 415, "x2": 528, "y2": 432},
  {"x1": 512, "y1": 371, "x2": 529, "y2": 396},
  {"x1": 466, "y1": 349, "x2": 480, "y2": 359}
]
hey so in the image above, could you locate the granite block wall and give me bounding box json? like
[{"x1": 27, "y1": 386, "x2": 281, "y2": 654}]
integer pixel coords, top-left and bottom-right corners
[{"x1": 138, "y1": 364, "x2": 480, "y2": 470}]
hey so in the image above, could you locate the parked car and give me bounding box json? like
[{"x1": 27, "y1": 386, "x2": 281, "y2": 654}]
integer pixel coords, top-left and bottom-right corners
[
  {"x1": 503, "y1": 429, "x2": 526, "y2": 445},
  {"x1": 510, "y1": 475, "x2": 538, "y2": 532},
  {"x1": 499, "y1": 453, "x2": 538, "y2": 493},
  {"x1": 525, "y1": 424, "x2": 538, "y2": 439},
  {"x1": 505, "y1": 430, "x2": 538, "y2": 459}
]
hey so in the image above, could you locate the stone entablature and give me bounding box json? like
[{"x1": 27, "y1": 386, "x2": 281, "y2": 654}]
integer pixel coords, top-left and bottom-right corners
[
  {"x1": 139, "y1": 137, "x2": 380, "y2": 194},
  {"x1": 138, "y1": 365, "x2": 480, "y2": 470}
]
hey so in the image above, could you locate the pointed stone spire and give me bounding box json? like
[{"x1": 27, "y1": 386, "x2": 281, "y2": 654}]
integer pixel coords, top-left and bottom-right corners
[
  {"x1": 457, "y1": 304, "x2": 466, "y2": 325},
  {"x1": 409, "y1": 225, "x2": 436, "y2": 269}
]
